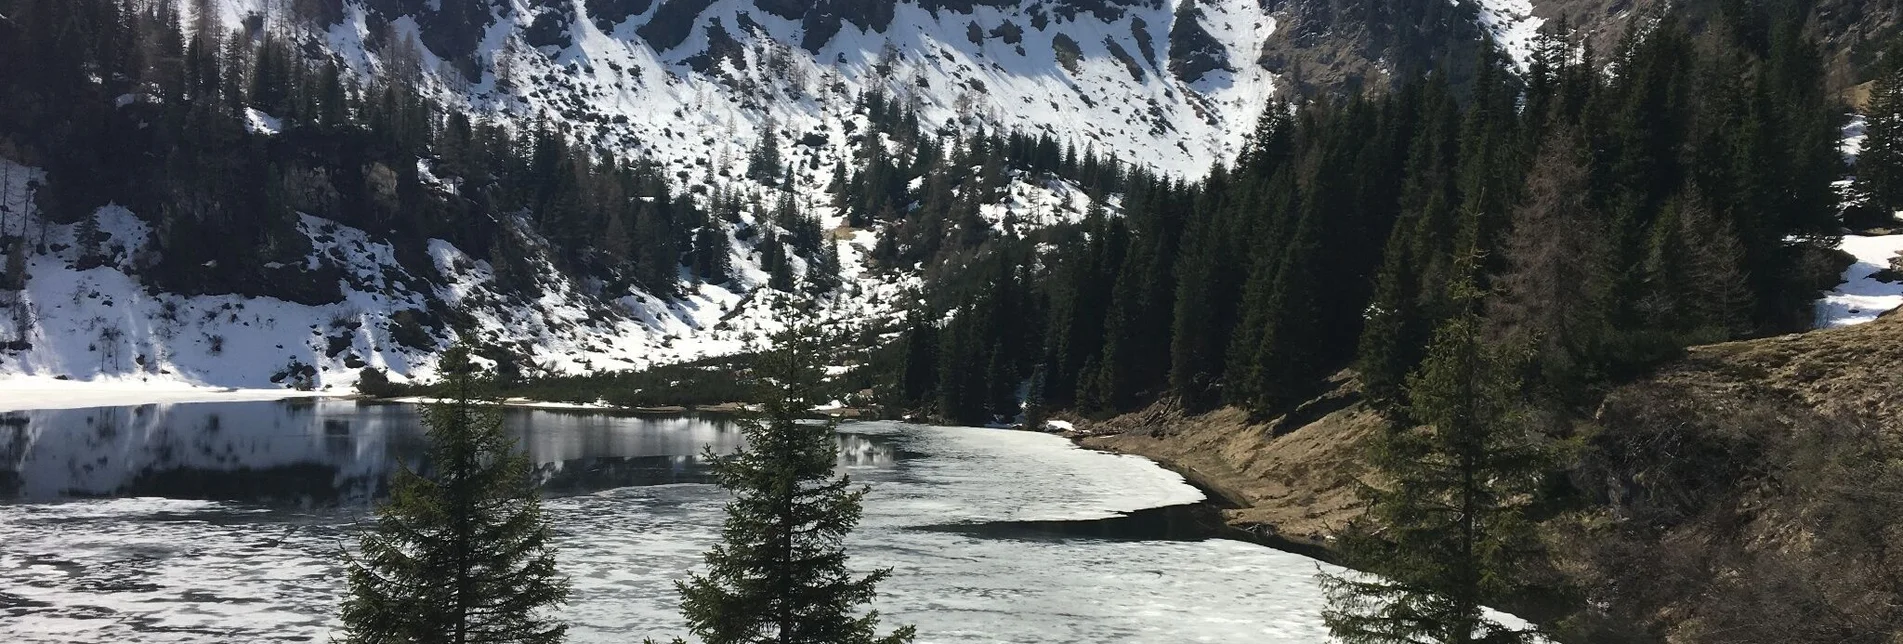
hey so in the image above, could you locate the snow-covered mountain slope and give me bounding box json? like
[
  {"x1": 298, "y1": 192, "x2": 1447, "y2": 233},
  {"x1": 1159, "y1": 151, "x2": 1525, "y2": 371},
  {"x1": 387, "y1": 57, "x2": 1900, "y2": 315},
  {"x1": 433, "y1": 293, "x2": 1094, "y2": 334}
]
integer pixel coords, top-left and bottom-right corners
[
  {"x1": 0, "y1": 156, "x2": 1116, "y2": 391},
  {"x1": 0, "y1": 0, "x2": 1564, "y2": 394},
  {"x1": 267, "y1": 0, "x2": 1285, "y2": 181}
]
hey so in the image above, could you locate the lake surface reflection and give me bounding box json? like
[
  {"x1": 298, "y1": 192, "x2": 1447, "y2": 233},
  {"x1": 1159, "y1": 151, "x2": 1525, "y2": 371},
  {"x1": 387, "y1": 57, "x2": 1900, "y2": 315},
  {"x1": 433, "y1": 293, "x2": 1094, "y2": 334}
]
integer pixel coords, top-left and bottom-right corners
[
  {"x1": 0, "y1": 400, "x2": 892, "y2": 505},
  {"x1": 0, "y1": 404, "x2": 1349, "y2": 644}
]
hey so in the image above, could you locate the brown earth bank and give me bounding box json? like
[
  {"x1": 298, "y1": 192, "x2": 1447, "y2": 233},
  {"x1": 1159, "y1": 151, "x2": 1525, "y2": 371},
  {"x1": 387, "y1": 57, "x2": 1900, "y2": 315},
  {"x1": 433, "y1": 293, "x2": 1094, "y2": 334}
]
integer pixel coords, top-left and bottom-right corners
[
  {"x1": 1074, "y1": 371, "x2": 1376, "y2": 561},
  {"x1": 1075, "y1": 316, "x2": 1903, "y2": 643}
]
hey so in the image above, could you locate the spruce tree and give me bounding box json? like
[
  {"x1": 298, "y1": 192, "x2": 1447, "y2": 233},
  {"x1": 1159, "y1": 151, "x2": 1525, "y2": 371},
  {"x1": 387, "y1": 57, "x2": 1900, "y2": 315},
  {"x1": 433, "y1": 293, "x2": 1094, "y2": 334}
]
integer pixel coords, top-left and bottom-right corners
[
  {"x1": 339, "y1": 345, "x2": 569, "y2": 644},
  {"x1": 1357, "y1": 217, "x2": 1424, "y2": 412},
  {"x1": 1640, "y1": 191, "x2": 1753, "y2": 340},
  {"x1": 747, "y1": 123, "x2": 784, "y2": 182},
  {"x1": 806, "y1": 237, "x2": 842, "y2": 294},
  {"x1": 671, "y1": 328, "x2": 915, "y2": 644},
  {"x1": 1321, "y1": 256, "x2": 1547, "y2": 644},
  {"x1": 73, "y1": 208, "x2": 104, "y2": 269},
  {"x1": 897, "y1": 313, "x2": 939, "y2": 407}
]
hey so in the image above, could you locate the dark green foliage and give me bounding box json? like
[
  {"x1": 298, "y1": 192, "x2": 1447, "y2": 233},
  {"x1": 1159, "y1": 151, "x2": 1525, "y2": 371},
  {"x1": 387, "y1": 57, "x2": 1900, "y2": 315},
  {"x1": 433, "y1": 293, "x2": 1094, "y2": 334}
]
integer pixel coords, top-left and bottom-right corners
[
  {"x1": 905, "y1": 7, "x2": 1843, "y2": 424},
  {"x1": 354, "y1": 366, "x2": 407, "y2": 398},
  {"x1": 1321, "y1": 264, "x2": 1548, "y2": 644},
  {"x1": 1166, "y1": 171, "x2": 1243, "y2": 411},
  {"x1": 933, "y1": 253, "x2": 1040, "y2": 424},
  {"x1": 466, "y1": 353, "x2": 804, "y2": 410},
  {"x1": 895, "y1": 313, "x2": 940, "y2": 408},
  {"x1": 670, "y1": 328, "x2": 914, "y2": 644},
  {"x1": 339, "y1": 346, "x2": 569, "y2": 644},
  {"x1": 1638, "y1": 192, "x2": 1754, "y2": 342},
  {"x1": 1861, "y1": 59, "x2": 1903, "y2": 212},
  {"x1": 746, "y1": 126, "x2": 783, "y2": 183},
  {"x1": 807, "y1": 236, "x2": 843, "y2": 293}
]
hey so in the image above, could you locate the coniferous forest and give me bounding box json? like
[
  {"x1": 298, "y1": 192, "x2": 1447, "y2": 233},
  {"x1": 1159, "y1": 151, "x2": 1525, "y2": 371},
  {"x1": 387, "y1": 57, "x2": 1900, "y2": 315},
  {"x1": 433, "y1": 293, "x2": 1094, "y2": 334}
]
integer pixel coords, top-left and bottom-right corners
[
  {"x1": 0, "y1": 0, "x2": 774, "y2": 306},
  {"x1": 895, "y1": 7, "x2": 1845, "y2": 426}
]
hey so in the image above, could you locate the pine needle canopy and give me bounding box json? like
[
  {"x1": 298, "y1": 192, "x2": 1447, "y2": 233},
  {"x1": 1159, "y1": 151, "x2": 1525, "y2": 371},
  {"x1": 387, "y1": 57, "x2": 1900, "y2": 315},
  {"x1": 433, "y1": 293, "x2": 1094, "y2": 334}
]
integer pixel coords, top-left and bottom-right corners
[
  {"x1": 340, "y1": 346, "x2": 570, "y2": 644},
  {"x1": 672, "y1": 329, "x2": 915, "y2": 644}
]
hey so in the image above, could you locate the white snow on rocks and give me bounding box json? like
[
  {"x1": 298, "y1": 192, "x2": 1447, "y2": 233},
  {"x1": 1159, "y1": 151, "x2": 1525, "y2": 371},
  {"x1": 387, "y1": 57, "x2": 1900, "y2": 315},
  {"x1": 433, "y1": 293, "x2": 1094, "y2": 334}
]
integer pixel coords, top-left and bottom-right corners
[
  {"x1": 0, "y1": 152, "x2": 919, "y2": 393},
  {"x1": 244, "y1": 107, "x2": 284, "y2": 135},
  {"x1": 1472, "y1": 0, "x2": 1544, "y2": 70}
]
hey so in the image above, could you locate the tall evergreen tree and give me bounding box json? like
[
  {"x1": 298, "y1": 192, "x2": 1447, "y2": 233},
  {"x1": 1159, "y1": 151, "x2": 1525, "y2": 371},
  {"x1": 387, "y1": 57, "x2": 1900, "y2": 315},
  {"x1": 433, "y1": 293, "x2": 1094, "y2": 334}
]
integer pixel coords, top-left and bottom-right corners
[
  {"x1": 671, "y1": 328, "x2": 915, "y2": 644},
  {"x1": 1858, "y1": 57, "x2": 1903, "y2": 212},
  {"x1": 339, "y1": 346, "x2": 569, "y2": 644},
  {"x1": 1321, "y1": 256, "x2": 1547, "y2": 644}
]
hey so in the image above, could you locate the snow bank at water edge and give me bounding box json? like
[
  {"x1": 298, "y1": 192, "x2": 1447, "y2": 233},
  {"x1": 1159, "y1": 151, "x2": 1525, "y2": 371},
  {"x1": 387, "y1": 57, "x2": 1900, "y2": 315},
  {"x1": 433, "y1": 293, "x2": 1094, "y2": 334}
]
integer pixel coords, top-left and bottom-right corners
[{"x1": 0, "y1": 376, "x2": 335, "y2": 413}]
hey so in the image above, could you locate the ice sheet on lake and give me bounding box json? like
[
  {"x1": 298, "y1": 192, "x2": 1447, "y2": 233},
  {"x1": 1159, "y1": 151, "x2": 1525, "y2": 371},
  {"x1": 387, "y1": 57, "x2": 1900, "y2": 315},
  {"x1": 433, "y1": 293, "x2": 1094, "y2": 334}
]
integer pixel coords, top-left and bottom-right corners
[
  {"x1": 1, "y1": 422, "x2": 1341, "y2": 643},
  {"x1": 847, "y1": 421, "x2": 1206, "y2": 522}
]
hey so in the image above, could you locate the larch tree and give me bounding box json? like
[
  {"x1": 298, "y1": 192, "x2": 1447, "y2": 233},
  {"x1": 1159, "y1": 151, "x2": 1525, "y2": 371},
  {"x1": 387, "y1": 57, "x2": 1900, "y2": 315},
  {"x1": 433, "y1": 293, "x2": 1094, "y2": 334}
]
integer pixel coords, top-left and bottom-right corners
[
  {"x1": 1485, "y1": 134, "x2": 1611, "y2": 398},
  {"x1": 339, "y1": 345, "x2": 569, "y2": 644},
  {"x1": 667, "y1": 327, "x2": 915, "y2": 644}
]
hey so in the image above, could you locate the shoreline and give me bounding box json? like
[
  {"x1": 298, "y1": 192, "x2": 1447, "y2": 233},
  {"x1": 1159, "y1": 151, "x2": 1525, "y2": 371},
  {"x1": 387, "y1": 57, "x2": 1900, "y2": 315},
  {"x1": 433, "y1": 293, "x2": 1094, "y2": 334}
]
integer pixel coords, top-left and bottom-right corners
[
  {"x1": 0, "y1": 376, "x2": 340, "y2": 413},
  {"x1": 1055, "y1": 396, "x2": 1380, "y2": 566},
  {"x1": 1070, "y1": 433, "x2": 1345, "y2": 565},
  {"x1": 0, "y1": 377, "x2": 869, "y2": 417}
]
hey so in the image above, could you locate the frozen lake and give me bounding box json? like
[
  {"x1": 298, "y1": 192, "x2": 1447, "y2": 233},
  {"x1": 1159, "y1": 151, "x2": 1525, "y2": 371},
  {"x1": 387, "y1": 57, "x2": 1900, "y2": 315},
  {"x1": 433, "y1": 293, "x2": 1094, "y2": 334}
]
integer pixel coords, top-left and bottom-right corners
[{"x1": 0, "y1": 400, "x2": 1342, "y2": 643}]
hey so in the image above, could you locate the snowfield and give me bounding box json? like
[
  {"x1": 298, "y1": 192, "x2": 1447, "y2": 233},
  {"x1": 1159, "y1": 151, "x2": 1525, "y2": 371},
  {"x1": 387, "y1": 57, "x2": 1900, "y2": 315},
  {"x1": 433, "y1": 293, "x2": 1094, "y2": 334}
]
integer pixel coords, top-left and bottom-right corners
[{"x1": 0, "y1": 377, "x2": 332, "y2": 413}]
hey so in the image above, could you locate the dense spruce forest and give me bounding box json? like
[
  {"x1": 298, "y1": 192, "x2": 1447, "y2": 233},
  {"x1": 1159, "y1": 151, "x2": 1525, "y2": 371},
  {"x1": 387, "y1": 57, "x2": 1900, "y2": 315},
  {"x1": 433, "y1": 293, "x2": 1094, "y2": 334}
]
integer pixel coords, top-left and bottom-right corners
[{"x1": 890, "y1": 6, "x2": 1849, "y2": 426}]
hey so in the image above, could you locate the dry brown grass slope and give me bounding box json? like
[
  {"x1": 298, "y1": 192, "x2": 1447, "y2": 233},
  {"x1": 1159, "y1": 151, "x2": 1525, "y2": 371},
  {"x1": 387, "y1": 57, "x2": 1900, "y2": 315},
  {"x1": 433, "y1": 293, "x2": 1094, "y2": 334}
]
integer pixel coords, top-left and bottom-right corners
[
  {"x1": 1081, "y1": 315, "x2": 1903, "y2": 642},
  {"x1": 1079, "y1": 371, "x2": 1380, "y2": 553}
]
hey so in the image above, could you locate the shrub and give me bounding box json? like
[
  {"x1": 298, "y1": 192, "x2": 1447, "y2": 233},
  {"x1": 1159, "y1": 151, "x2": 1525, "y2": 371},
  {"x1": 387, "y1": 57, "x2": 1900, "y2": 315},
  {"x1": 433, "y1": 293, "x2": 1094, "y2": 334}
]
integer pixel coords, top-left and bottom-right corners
[{"x1": 355, "y1": 367, "x2": 404, "y2": 398}]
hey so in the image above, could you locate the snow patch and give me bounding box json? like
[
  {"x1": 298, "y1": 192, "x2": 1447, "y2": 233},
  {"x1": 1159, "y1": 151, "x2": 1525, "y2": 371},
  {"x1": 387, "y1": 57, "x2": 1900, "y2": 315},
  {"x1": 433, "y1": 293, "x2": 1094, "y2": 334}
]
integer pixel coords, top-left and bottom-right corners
[
  {"x1": 1472, "y1": 0, "x2": 1544, "y2": 71},
  {"x1": 1842, "y1": 114, "x2": 1868, "y2": 163},
  {"x1": 244, "y1": 107, "x2": 283, "y2": 135},
  {"x1": 1815, "y1": 234, "x2": 1903, "y2": 328}
]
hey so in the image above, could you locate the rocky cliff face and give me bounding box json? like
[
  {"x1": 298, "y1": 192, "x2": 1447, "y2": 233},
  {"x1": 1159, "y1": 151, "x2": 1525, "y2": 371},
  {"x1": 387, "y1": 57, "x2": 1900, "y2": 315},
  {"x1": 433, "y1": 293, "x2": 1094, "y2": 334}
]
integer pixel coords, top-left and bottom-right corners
[{"x1": 296, "y1": 0, "x2": 1292, "y2": 182}]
